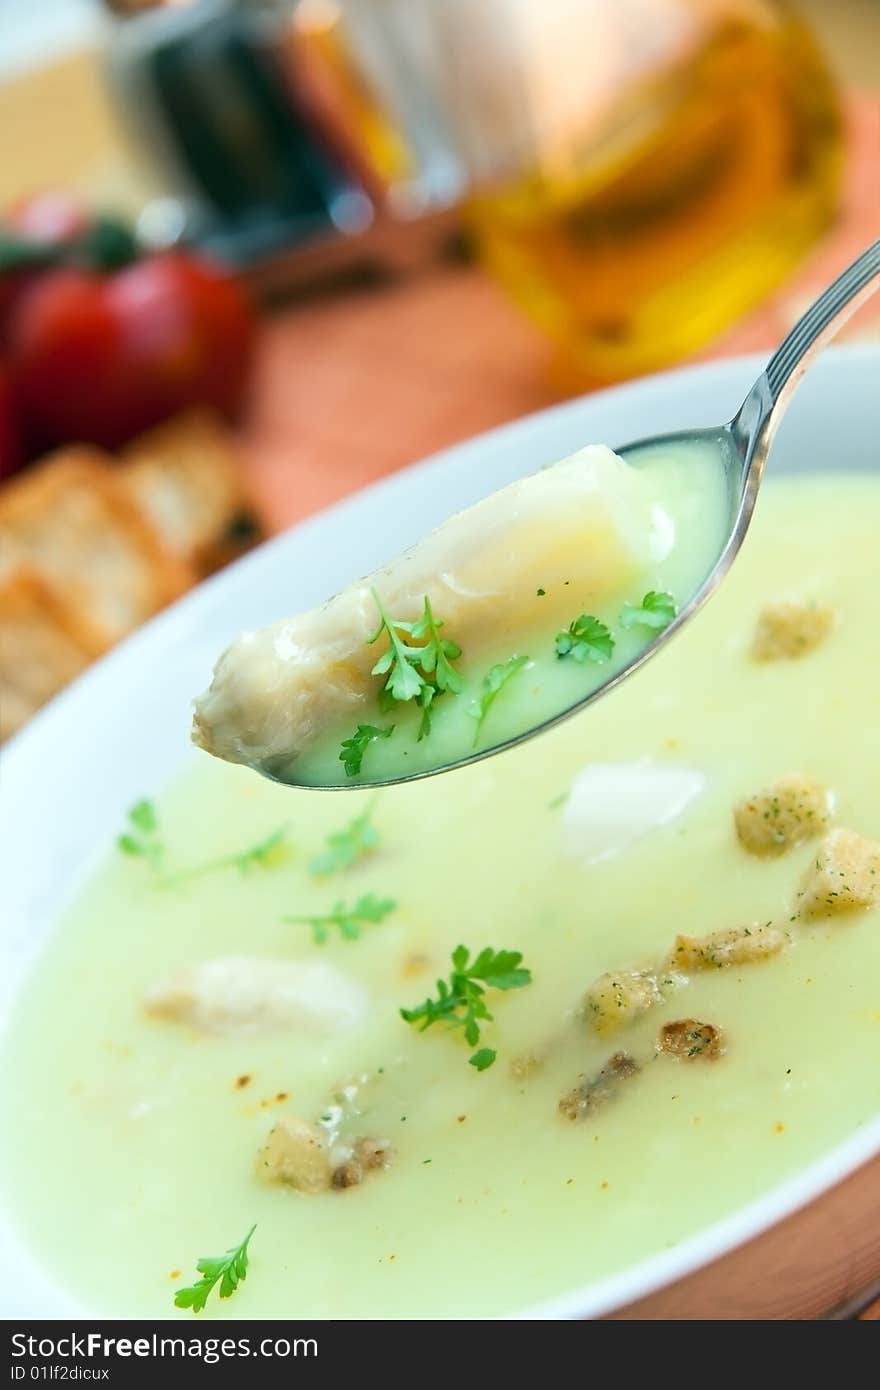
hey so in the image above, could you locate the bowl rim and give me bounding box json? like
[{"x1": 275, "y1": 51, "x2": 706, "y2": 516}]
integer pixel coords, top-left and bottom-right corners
[{"x1": 2, "y1": 342, "x2": 878, "y2": 1320}]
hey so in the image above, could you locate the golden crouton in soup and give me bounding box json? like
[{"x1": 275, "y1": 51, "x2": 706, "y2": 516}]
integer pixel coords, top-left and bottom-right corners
[
  {"x1": 734, "y1": 773, "x2": 832, "y2": 856},
  {"x1": 751, "y1": 599, "x2": 835, "y2": 661},
  {"x1": 668, "y1": 924, "x2": 788, "y2": 971},
  {"x1": 584, "y1": 969, "x2": 662, "y2": 1034},
  {"x1": 797, "y1": 828, "x2": 880, "y2": 918}
]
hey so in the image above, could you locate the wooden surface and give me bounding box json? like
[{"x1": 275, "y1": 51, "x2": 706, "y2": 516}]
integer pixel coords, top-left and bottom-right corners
[{"x1": 609, "y1": 1153, "x2": 880, "y2": 1320}]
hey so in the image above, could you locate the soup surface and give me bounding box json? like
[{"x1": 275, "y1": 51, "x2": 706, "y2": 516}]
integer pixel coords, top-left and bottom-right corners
[{"x1": 2, "y1": 474, "x2": 879, "y2": 1319}]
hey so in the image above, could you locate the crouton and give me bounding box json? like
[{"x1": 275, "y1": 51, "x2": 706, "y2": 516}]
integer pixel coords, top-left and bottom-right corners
[
  {"x1": 584, "y1": 969, "x2": 662, "y2": 1034},
  {"x1": 0, "y1": 567, "x2": 104, "y2": 740},
  {"x1": 0, "y1": 448, "x2": 190, "y2": 648},
  {"x1": 120, "y1": 411, "x2": 259, "y2": 576},
  {"x1": 331, "y1": 1136, "x2": 393, "y2": 1189},
  {"x1": 751, "y1": 600, "x2": 834, "y2": 661},
  {"x1": 257, "y1": 1116, "x2": 331, "y2": 1192},
  {"x1": 797, "y1": 828, "x2": 880, "y2": 918},
  {"x1": 668, "y1": 923, "x2": 787, "y2": 971},
  {"x1": 658, "y1": 1019, "x2": 725, "y2": 1061},
  {"x1": 559, "y1": 1052, "x2": 639, "y2": 1121},
  {"x1": 331, "y1": 1158, "x2": 363, "y2": 1189},
  {"x1": 734, "y1": 773, "x2": 832, "y2": 856},
  {"x1": 356, "y1": 1136, "x2": 393, "y2": 1172}
]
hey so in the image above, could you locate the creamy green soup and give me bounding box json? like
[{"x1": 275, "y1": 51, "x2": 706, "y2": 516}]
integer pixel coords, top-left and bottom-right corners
[{"x1": 2, "y1": 474, "x2": 879, "y2": 1319}]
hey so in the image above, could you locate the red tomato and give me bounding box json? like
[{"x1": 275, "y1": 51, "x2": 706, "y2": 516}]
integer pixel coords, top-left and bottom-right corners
[
  {"x1": 0, "y1": 275, "x2": 30, "y2": 348},
  {"x1": 0, "y1": 191, "x2": 93, "y2": 347},
  {"x1": 0, "y1": 361, "x2": 22, "y2": 480},
  {"x1": 10, "y1": 254, "x2": 256, "y2": 451}
]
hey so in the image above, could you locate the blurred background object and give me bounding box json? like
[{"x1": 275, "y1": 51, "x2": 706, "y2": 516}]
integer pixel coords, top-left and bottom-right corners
[
  {"x1": 0, "y1": 0, "x2": 878, "y2": 745},
  {"x1": 461, "y1": 0, "x2": 843, "y2": 385},
  {"x1": 330, "y1": 0, "x2": 844, "y2": 385}
]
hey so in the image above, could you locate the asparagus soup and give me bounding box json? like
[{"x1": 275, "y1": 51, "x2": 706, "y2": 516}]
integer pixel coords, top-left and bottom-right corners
[{"x1": 1, "y1": 473, "x2": 879, "y2": 1319}]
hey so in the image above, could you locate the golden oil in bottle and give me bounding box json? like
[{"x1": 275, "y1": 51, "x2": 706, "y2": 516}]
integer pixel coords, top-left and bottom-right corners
[{"x1": 468, "y1": 6, "x2": 842, "y2": 387}]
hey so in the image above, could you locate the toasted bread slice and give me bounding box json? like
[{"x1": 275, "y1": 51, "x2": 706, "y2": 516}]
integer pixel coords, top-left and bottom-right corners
[
  {"x1": 120, "y1": 411, "x2": 260, "y2": 576},
  {"x1": 0, "y1": 566, "x2": 103, "y2": 741},
  {"x1": 0, "y1": 447, "x2": 191, "y2": 649}
]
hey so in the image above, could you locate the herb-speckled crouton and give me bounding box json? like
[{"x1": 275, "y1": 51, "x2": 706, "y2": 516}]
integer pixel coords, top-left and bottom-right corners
[
  {"x1": 559, "y1": 1052, "x2": 639, "y2": 1120},
  {"x1": 734, "y1": 773, "x2": 832, "y2": 856},
  {"x1": 331, "y1": 1136, "x2": 393, "y2": 1190},
  {"x1": 256, "y1": 1115, "x2": 331, "y2": 1193},
  {"x1": 751, "y1": 600, "x2": 834, "y2": 661},
  {"x1": 797, "y1": 828, "x2": 880, "y2": 918},
  {"x1": 658, "y1": 1019, "x2": 725, "y2": 1061},
  {"x1": 584, "y1": 969, "x2": 662, "y2": 1034},
  {"x1": 668, "y1": 923, "x2": 787, "y2": 972}
]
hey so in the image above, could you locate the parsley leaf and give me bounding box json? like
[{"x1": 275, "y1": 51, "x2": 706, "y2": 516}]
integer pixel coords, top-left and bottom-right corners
[
  {"x1": 161, "y1": 826, "x2": 289, "y2": 888},
  {"x1": 284, "y1": 893, "x2": 396, "y2": 945},
  {"x1": 174, "y1": 1225, "x2": 255, "y2": 1314},
  {"x1": 339, "y1": 724, "x2": 394, "y2": 778},
  {"x1": 217, "y1": 827, "x2": 288, "y2": 875},
  {"x1": 555, "y1": 614, "x2": 614, "y2": 663},
  {"x1": 416, "y1": 683, "x2": 438, "y2": 741},
  {"x1": 620, "y1": 590, "x2": 677, "y2": 631},
  {"x1": 367, "y1": 592, "x2": 463, "y2": 736},
  {"x1": 469, "y1": 654, "x2": 529, "y2": 745},
  {"x1": 401, "y1": 944, "x2": 532, "y2": 1069},
  {"x1": 409, "y1": 597, "x2": 464, "y2": 695},
  {"x1": 310, "y1": 800, "x2": 379, "y2": 876},
  {"x1": 117, "y1": 800, "x2": 164, "y2": 872},
  {"x1": 469, "y1": 1047, "x2": 497, "y2": 1071},
  {"x1": 119, "y1": 801, "x2": 290, "y2": 886},
  {"x1": 368, "y1": 591, "x2": 431, "y2": 703}
]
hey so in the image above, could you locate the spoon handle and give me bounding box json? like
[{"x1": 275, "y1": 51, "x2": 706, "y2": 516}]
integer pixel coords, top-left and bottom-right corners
[{"x1": 762, "y1": 238, "x2": 880, "y2": 420}]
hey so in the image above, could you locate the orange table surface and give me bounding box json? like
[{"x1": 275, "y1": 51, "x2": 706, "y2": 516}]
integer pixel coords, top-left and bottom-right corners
[{"x1": 244, "y1": 96, "x2": 879, "y2": 534}]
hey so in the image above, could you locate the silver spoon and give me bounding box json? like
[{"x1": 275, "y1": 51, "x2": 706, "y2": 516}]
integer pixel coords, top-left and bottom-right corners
[
  {"x1": 198, "y1": 240, "x2": 880, "y2": 790},
  {"x1": 582, "y1": 238, "x2": 880, "y2": 729}
]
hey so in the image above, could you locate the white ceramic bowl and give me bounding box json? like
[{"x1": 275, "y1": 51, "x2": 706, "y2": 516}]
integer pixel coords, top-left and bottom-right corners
[{"x1": 2, "y1": 346, "x2": 878, "y2": 1319}]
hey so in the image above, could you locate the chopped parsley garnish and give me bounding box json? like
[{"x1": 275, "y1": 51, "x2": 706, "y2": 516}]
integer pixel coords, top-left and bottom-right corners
[
  {"x1": 174, "y1": 1225, "x2": 255, "y2": 1314},
  {"x1": 468, "y1": 1047, "x2": 497, "y2": 1071},
  {"x1": 189, "y1": 827, "x2": 288, "y2": 879},
  {"x1": 620, "y1": 590, "x2": 677, "y2": 631},
  {"x1": 285, "y1": 893, "x2": 396, "y2": 944},
  {"x1": 410, "y1": 596, "x2": 464, "y2": 696},
  {"x1": 367, "y1": 591, "x2": 463, "y2": 737},
  {"x1": 400, "y1": 944, "x2": 532, "y2": 1069},
  {"x1": 469, "y1": 654, "x2": 529, "y2": 745},
  {"x1": 555, "y1": 614, "x2": 614, "y2": 663},
  {"x1": 536, "y1": 587, "x2": 546, "y2": 597},
  {"x1": 119, "y1": 801, "x2": 289, "y2": 887},
  {"x1": 117, "y1": 800, "x2": 164, "y2": 873},
  {"x1": 368, "y1": 591, "x2": 427, "y2": 703},
  {"x1": 339, "y1": 723, "x2": 394, "y2": 778},
  {"x1": 416, "y1": 682, "x2": 439, "y2": 742},
  {"x1": 310, "y1": 800, "x2": 379, "y2": 876},
  {"x1": 161, "y1": 826, "x2": 289, "y2": 888}
]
